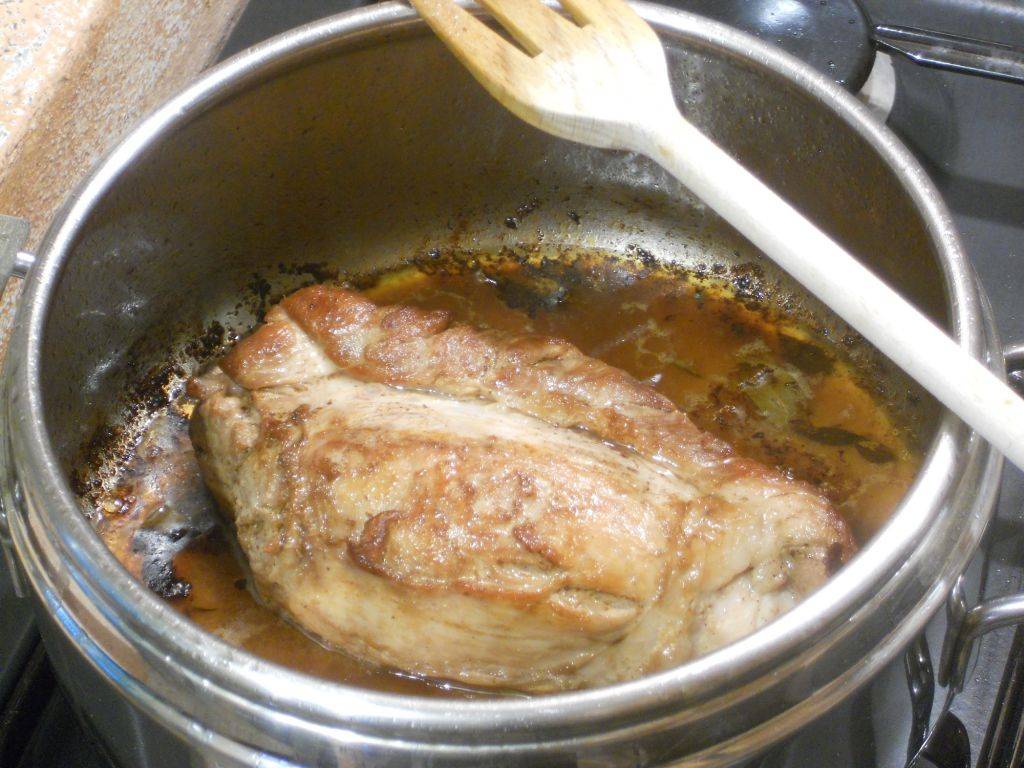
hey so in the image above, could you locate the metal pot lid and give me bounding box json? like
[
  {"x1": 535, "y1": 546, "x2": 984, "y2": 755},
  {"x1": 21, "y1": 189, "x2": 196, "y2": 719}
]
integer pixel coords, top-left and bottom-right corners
[{"x1": 676, "y1": 0, "x2": 874, "y2": 90}]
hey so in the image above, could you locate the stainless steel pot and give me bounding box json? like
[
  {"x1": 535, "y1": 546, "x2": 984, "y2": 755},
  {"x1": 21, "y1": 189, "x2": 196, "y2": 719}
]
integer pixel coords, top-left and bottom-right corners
[{"x1": 0, "y1": 3, "x2": 1019, "y2": 766}]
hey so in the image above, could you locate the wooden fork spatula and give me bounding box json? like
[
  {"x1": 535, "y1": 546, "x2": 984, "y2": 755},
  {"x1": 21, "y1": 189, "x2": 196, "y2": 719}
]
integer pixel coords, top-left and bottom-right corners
[{"x1": 408, "y1": 0, "x2": 1024, "y2": 472}]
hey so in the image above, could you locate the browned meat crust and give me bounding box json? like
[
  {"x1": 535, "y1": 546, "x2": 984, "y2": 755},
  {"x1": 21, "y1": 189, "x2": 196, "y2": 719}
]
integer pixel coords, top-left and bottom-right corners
[{"x1": 189, "y1": 285, "x2": 855, "y2": 691}]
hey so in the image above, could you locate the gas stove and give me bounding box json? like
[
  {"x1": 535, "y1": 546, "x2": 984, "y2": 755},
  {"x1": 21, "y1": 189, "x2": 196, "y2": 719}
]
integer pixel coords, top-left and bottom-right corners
[{"x1": 1, "y1": 1, "x2": 1022, "y2": 766}]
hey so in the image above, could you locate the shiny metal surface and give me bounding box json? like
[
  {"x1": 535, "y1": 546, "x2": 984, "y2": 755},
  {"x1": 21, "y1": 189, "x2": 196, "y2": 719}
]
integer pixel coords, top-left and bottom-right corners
[
  {"x1": 1005, "y1": 342, "x2": 1024, "y2": 395},
  {"x1": 668, "y1": 0, "x2": 874, "y2": 89},
  {"x1": 0, "y1": 214, "x2": 29, "y2": 598},
  {"x1": 670, "y1": 0, "x2": 1024, "y2": 93},
  {"x1": 2, "y1": 2, "x2": 1005, "y2": 765},
  {"x1": 872, "y1": 24, "x2": 1024, "y2": 86},
  {"x1": 935, "y1": 344, "x2": 1024, "y2": 693},
  {"x1": 942, "y1": 594, "x2": 1024, "y2": 693},
  {"x1": 0, "y1": 216, "x2": 30, "y2": 285},
  {"x1": 906, "y1": 636, "x2": 937, "y2": 761},
  {"x1": 978, "y1": 626, "x2": 1024, "y2": 768},
  {"x1": 11, "y1": 253, "x2": 35, "y2": 280}
]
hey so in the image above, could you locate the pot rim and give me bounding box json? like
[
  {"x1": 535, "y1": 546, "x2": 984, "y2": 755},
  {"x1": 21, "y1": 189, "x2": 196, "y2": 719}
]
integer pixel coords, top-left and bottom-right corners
[{"x1": 7, "y1": 0, "x2": 988, "y2": 736}]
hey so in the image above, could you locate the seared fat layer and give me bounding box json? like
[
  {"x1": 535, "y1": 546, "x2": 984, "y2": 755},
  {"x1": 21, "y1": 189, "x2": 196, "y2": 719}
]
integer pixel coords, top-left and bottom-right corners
[{"x1": 189, "y1": 286, "x2": 854, "y2": 691}]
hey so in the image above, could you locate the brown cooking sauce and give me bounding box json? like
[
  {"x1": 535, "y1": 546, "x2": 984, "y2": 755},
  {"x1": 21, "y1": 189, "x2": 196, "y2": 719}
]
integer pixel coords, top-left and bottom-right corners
[{"x1": 90, "y1": 249, "x2": 920, "y2": 698}]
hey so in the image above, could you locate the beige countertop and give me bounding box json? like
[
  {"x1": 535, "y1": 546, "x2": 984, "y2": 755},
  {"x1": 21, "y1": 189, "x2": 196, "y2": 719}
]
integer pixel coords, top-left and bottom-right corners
[{"x1": 0, "y1": 0, "x2": 246, "y2": 347}]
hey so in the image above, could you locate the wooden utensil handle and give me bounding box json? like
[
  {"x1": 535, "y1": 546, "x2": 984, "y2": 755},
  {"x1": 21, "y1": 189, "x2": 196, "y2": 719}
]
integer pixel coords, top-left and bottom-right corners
[{"x1": 640, "y1": 109, "x2": 1024, "y2": 470}]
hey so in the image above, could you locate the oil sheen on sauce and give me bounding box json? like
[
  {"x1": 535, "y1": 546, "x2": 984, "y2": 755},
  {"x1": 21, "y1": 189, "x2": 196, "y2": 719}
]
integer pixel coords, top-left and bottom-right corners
[{"x1": 90, "y1": 249, "x2": 921, "y2": 698}]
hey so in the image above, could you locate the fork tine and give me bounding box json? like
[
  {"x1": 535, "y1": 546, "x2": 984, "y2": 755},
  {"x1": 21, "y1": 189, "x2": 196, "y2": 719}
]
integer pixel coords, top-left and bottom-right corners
[
  {"x1": 549, "y1": 0, "x2": 607, "y2": 25},
  {"x1": 408, "y1": 0, "x2": 534, "y2": 96},
  {"x1": 474, "y1": 0, "x2": 580, "y2": 57},
  {"x1": 558, "y1": 0, "x2": 656, "y2": 41}
]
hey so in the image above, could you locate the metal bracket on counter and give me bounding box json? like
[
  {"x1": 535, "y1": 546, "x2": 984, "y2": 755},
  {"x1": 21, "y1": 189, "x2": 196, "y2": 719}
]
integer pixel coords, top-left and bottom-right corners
[{"x1": 0, "y1": 216, "x2": 35, "y2": 285}]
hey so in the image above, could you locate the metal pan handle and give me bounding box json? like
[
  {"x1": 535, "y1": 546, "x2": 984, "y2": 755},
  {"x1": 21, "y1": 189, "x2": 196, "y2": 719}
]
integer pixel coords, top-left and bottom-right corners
[
  {"x1": 939, "y1": 341, "x2": 1024, "y2": 691},
  {"x1": 0, "y1": 216, "x2": 34, "y2": 286},
  {"x1": 0, "y1": 214, "x2": 35, "y2": 598},
  {"x1": 873, "y1": 25, "x2": 1024, "y2": 86}
]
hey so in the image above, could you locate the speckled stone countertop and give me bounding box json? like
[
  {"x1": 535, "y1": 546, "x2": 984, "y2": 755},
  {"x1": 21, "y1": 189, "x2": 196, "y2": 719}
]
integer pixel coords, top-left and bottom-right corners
[{"x1": 0, "y1": 0, "x2": 247, "y2": 348}]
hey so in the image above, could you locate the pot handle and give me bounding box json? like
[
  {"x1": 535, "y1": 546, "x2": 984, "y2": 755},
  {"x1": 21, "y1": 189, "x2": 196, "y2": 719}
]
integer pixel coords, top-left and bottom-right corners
[
  {"x1": 938, "y1": 341, "x2": 1024, "y2": 691},
  {"x1": 872, "y1": 25, "x2": 1024, "y2": 86},
  {"x1": 0, "y1": 214, "x2": 35, "y2": 597},
  {"x1": 0, "y1": 216, "x2": 35, "y2": 284}
]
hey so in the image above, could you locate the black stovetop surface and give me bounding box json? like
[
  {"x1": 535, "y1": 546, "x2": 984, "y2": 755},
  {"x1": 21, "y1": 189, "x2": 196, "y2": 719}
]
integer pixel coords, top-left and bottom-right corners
[{"x1": 2, "y1": 1, "x2": 1022, "y2": 766}]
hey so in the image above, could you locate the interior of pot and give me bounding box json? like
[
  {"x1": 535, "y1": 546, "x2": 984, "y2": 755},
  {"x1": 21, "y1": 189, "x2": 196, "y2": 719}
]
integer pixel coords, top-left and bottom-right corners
[{"x1": 40, "y1": 18, "x2": 947, "y2": 478}]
